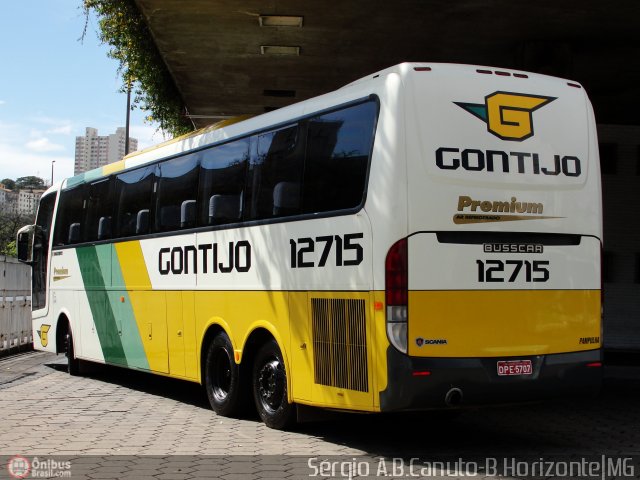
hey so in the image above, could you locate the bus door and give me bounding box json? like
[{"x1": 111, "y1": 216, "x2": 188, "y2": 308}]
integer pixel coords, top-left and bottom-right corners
[{"x1": 32, "y1": 192, "x2": 57, "y2": 316}]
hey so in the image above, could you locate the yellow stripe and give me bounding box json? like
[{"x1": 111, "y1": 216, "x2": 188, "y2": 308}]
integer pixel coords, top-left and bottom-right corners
[
  {"x1": 288, "y1": 291, "x2": 376, "y2": 411},
  {"x1": 77, "y1": 281, "x2": 599, "y2": 413},
  {"x1": 115, "y1": 241, "x2": 168, "y2": 372},
  {"x1": 408, "y1": 289, "x2": 601, "y2": 357},
  {"x1": 114, "y1": 241, "x2": 152, "y2": 289},
  {"x1": 123, "y1": 114, "x2": 254, "y2": 161},
  {"x1": 102, "y1": 159, "x2": 127, "y2": 176}
]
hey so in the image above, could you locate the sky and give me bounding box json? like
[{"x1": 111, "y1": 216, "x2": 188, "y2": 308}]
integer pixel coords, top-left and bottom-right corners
[{"x1": 0, "y1": 0, "x2": 167, "y2": 185}]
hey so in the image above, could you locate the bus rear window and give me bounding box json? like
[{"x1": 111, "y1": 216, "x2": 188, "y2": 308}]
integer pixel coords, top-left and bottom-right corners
[{"x1": 303, "y1": 101, "x2": 377, "y2": 213}]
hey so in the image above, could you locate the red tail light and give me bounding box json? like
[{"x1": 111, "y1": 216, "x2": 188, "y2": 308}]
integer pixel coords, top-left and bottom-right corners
[{"x1": 385, "y1": 238, "x2": 408, "y2": 306}]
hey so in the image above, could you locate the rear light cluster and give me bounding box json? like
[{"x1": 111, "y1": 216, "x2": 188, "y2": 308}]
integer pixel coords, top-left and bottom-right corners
[{"x1": 385, "y1": 238, "x2": 408, "y2": 353}]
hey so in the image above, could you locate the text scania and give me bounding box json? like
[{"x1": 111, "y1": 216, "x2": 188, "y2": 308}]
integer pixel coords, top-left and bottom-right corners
[
  {"x1": 436, "y1": 147, "x2": 581, "y2": 177},
  {"x1": 159, "y1": 241, "x2": 251, "y2": 275}
]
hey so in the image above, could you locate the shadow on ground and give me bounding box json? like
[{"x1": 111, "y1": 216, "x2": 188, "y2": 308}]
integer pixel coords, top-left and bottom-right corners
[
  {"x1": 46, "y1": 360, "x2": 212, "y2": 410},
  {"x1": 44, "y1": 356, "x2": 640, "y2": 458}
]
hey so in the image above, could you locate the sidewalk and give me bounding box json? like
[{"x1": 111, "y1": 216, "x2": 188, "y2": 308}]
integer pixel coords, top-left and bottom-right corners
[{"x1": 1, "y1": 350, "x2": 639, "y2": 479}]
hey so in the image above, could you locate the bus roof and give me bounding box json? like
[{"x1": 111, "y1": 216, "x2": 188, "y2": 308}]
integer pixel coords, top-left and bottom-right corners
[{"x1": 63, "y1": 115, "x2": 253, "y2": 190}]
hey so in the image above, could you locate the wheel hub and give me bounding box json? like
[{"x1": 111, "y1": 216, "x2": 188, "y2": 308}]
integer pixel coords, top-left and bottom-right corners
[{"x1": 258, "y1": 359, "x2": 283, "y2": 409}]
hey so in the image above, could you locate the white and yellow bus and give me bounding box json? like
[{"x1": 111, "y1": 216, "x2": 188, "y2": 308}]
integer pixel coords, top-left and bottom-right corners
[{"x1": 18, "y1": 63, "x2": 602, "y2": 429}]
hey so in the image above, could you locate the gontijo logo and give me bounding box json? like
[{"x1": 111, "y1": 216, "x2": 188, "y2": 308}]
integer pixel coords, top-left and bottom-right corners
[
  {"x1": 36, "y1": 324, "x2": 50, "y2": 347},
  {"x1": 455, "y1": 91, "x2": 556, "y2": 141}
]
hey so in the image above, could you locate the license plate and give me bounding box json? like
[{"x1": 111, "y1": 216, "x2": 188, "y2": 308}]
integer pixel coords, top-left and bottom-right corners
[{"x1": 497, "y1": 360, "x2": 533, "y2": 376}]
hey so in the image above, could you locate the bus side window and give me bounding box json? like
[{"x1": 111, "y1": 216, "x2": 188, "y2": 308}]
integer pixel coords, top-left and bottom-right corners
[
  {"x1": 119, "y1": 212, "x2": 134, "y2": 237},
  {"x1": 198, "y1": 138, "x2": 249, "y2": 227},
  {"x1": 53, "y1": 185, "x2": 86, "y2": 246},
  {"x1": 180, "y1": 200, "x2": 196, "y2": 228},
  {"x1": 273, "y1": 181, "x2": 300, "y2": 216},
  {"x1": 246, "y1": 125, "x2": 303, "y2": 220},
  {"x1": 303, "y1": 101, "x2": 377, "y2": 214},
  {"x1": 208, "y1": 194, "x2": 242, "y2": 224},
  {"x1": 114, "y1": 166, "x2": 155, "y2": 238},
  {"x1": 97, "y1": 216, "x2": 112, "y2": 240},
  {"x1": 85, "y1": 178, "x2": 114, "y2": 242},
  {"x1": 136, "y1": 209, "x2": 149, "y2": 235},
  {"x1": 68, "y1": 223, "x2": 81, "y2": 244},
  {"x1": 155, "y1": 154, "x2": 199, "y2": 232}
]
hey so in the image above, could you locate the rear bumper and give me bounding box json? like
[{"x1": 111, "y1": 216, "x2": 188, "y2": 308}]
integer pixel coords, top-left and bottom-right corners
[{"x1": 379, "y1": 348, "x2": 602, "y2": 411}]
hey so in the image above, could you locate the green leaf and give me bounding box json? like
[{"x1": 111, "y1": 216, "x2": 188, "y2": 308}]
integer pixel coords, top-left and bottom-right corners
[{"x1": 82, "y1": 0, "x2": 193, "y2": 137}]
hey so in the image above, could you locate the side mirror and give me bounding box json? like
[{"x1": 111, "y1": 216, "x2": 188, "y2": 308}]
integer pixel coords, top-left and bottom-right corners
[{"x1": 16, "y1": 224, "x2": 36, "y2": 264}]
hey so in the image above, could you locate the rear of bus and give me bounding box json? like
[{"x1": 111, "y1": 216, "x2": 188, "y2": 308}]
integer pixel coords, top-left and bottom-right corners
[{"x1": 379, "y1": 63, "x2": 602, "y2": 411}]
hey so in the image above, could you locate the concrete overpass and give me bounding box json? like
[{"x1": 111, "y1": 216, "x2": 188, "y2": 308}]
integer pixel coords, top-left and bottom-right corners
[{"x1": 134, "y1": 0, "x2": 639, "y2": 128}]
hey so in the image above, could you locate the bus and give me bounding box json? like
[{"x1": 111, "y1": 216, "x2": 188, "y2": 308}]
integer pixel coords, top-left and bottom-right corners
[{"x1": 17, "y1": 63, "x2": 602, "y2": 429}]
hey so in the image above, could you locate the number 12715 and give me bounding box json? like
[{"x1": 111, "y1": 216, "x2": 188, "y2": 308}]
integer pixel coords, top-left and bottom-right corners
[{"x1": 476, "y1": 259, "x2": 549, "y2": 282}]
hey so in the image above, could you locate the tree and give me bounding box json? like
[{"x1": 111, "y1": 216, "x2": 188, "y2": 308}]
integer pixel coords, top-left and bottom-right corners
[
  {"x1": 0, "y1": 212, "x2": 32, "y2": 257},
  {"x1": 1, "y1": 178, "x2": 15, "y2": 190},
  {"x1": 82, "y1": 0, "x2": 192, "y2": 137},
  {"x1": 0, "y1": 240, "x2": 17, "y2": 257},
  {"x1": 15, "y1": 176, "x2": 45, "y2": 190}
]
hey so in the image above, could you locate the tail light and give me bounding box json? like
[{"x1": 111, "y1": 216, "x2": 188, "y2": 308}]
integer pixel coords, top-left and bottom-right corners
[{"x1": 386, "y1": 238, "x2": 408, "y2": 353}]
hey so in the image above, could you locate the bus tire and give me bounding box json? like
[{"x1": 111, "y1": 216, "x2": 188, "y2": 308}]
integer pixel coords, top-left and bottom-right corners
[
  {"x1": 66, "y1": 329, "x2": 80, "y2": 376},
  {"x1": 252, "y1": 339, "x2": 295, "y2": 430},
  {"x1": 204, "y1": 332, "x2": 245, "y2": 417}
]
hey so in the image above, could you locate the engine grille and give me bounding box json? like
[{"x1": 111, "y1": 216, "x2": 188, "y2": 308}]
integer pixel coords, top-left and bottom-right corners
[{"x1": 311, "y1": 298, "x2": 368, "y2": 392}]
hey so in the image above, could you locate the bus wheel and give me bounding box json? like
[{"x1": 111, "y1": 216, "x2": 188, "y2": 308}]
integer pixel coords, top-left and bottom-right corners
[
  {"x1": 252, "y1": 339, "x2": 295, "y2": 430},
  {"x1": 204, "y1": 332, "x2": 243, "y2": 417},
  {"x1": 65, "y1": 329, "x2": 80, "y2": 376}
]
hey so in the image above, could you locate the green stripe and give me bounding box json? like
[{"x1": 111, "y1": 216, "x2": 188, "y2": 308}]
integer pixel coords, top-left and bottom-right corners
[
  {"x1": 65, "y1": 166, "x2": 104, "y2": 189},
  {"x1": 454, "y1": 102, "x2": 488, "y2": 122},
  {"x1": 66, "y1": 173, "x2": 86, "y2": 188},
  {"x1": 83, "y1": 169, "x2": 104, "y2": 183},
  {"x1": 111, "y1": 251, "x2": 149, "y2": 370},
  {"x1": 76, "y1": 246, "x2": 127, "y2": 366}
]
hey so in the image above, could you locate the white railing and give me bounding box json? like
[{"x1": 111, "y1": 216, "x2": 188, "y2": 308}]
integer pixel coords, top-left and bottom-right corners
[{"x1": 0, "y1": 256, "x2": 32, "y2": 357}]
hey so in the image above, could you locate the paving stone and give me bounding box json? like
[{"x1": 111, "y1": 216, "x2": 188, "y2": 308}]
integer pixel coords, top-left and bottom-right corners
[{"x1": 1, "y1": 351, "x2": 640, "y2": 478}]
